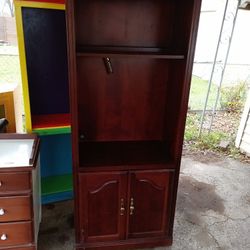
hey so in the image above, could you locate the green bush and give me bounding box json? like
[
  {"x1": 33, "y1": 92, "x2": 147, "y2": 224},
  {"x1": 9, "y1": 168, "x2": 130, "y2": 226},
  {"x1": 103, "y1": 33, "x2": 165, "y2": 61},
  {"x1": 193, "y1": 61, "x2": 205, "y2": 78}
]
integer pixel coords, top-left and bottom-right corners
[
  {"x1": 184, "y1": 113, "x2": 242, "y2": 159},
  {"x1": 220, "y1": 82, "x2": 247, "y2": 112},
  {"x1": 196, "y1": 131, "x2": 228, "y2": 151}
]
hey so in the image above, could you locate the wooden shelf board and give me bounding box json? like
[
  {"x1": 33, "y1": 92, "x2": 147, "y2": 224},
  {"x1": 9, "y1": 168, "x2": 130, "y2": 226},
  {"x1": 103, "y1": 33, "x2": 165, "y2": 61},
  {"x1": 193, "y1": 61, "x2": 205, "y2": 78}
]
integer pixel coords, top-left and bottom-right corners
[
  {"x1": 77, "y1": 53, "x2": 184, "y2": 59},
  {"x1": 76, "y1": 46, "x2": 185, "y2": 59}
]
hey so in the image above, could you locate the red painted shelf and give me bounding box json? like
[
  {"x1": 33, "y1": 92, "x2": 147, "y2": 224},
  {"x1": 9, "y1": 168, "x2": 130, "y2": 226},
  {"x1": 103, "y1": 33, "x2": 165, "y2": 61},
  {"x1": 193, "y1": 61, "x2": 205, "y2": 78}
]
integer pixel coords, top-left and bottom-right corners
[{"x1": 32, "y1": 113, "x2": 70, "y2": 129}]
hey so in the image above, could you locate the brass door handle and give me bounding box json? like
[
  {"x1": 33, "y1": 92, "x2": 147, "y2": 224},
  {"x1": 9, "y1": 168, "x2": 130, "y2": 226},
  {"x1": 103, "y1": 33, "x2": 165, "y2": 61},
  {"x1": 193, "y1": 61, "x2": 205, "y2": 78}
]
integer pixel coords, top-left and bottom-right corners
[
  {"x1": 103, "y1": 57, "x2": 113, "y2": 74},
  {"x1": 130, "y1": 198, "x2": 135, "y2": 215},
  {"x1": 120, "y1": 198, "x2": 125, "y2": 216}
]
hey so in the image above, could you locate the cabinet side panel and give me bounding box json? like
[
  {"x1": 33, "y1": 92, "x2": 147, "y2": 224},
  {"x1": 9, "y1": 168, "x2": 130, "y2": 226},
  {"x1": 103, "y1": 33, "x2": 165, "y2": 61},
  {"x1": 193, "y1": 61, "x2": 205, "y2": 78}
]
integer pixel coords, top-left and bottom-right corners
[
  {"x1": 168, "y1": 0, "x2": 202, "y2": 237},
  {"x1": 33, "y1": 157, "x2": 41, "y2": 244}
]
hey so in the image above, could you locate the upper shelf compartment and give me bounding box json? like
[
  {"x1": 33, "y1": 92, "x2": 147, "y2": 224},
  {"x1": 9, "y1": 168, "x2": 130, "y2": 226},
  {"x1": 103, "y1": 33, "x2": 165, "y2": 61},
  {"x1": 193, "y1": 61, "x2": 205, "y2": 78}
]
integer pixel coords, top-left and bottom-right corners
[{"x1": 74, "y1": 0, "x2": 195, "y2": 53}]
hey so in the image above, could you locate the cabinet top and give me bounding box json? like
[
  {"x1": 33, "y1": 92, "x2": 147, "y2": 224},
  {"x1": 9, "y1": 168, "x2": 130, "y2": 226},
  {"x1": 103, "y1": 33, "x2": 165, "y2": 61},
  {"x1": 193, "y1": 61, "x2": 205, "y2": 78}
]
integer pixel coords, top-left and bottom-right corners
[{"x1": 0, "y1": 134, "x2": 39, "y2": 169}]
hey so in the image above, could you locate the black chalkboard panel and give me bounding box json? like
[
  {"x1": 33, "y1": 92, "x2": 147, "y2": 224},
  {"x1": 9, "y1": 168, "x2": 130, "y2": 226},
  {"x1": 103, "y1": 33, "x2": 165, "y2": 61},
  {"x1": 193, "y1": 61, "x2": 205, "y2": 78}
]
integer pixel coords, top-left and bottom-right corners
[{"x1": 22, "y1": 7, "x2": 69, "y2": 115}]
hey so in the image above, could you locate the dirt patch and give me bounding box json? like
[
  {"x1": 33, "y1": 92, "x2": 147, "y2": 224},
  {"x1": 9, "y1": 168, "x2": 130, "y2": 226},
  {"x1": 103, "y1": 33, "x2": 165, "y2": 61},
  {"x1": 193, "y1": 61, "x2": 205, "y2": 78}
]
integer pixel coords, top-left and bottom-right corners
[
  {"x1": 187, "y1": 111, "x2": 241, "y2": 136},
  {"x1": 205, "y1": 112, "x2": 240, "y2": 136},
  {"x1": 183, "y1": 144, "x2": 250, "y2": 164},
  {"x1": 182, "y1": 147, "x2": 225, "y2": 164},
  {"x1": 185, "y1": 111, "x2": 250, "y2": 164}
]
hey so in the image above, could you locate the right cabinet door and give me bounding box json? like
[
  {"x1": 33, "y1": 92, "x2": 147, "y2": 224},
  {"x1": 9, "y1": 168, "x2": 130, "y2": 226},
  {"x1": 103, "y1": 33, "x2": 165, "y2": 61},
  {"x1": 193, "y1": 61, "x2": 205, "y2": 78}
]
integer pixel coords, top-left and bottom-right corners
[{"x1": 128, "y1": 170, "x2": 173, "y2": 239}]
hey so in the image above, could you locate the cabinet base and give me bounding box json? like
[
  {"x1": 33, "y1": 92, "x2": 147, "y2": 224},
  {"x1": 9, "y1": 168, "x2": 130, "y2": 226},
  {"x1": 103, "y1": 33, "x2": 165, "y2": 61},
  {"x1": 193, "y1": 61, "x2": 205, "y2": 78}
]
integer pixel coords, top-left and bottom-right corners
[
  {"x1": 0, "y1": 245, "x2": 36, "y2": 250},
  {"x1": 75, "y1": 237, "x2": 172, "y2": 250}
]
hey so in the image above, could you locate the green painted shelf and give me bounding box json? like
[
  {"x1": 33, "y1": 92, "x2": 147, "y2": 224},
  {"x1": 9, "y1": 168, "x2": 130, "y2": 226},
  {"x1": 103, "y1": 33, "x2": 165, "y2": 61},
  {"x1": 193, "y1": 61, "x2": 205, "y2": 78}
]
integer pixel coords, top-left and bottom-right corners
[
  {"x1": 33, "y1": 126, "x2": 71, "y2": 136},
  {"x1": 41, "y1": 174, "x2": 73, "y2": 196}
]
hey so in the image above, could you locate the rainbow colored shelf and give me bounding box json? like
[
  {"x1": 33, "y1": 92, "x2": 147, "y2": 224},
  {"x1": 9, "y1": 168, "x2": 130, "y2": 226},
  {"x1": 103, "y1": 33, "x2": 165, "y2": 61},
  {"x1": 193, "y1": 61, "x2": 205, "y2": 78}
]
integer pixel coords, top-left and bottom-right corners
[{"x1": 15, "y1": 0, "x2": 72, "y2": 203}]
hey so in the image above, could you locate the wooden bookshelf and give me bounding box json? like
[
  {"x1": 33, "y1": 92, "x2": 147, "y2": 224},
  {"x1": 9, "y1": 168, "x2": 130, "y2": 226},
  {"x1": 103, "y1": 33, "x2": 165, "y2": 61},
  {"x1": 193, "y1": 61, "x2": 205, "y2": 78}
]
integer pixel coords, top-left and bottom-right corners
[{"x1": 66, "y1": 0, "x2": 202, "y2": 249}]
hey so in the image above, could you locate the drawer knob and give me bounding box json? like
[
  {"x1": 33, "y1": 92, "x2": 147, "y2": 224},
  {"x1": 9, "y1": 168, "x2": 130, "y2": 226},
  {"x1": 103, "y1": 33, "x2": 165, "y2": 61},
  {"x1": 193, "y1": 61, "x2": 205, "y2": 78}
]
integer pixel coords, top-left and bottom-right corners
[
  {"x1": 0, "y1": 208, "x2": 4, "y2": 216},
  {"x1": 1, "y1": 234, "x2": 7, "y2": 241},
  {"x1": 0, "y1": 181, "x2": 2, "y2": 187}
]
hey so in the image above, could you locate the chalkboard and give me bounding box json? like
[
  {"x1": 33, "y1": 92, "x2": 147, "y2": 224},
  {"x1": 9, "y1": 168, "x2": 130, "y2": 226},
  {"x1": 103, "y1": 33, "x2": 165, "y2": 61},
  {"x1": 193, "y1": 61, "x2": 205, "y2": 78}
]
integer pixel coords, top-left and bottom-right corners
[{"x1": 22, "y1": 7, "x2": 69, "y2": 115}]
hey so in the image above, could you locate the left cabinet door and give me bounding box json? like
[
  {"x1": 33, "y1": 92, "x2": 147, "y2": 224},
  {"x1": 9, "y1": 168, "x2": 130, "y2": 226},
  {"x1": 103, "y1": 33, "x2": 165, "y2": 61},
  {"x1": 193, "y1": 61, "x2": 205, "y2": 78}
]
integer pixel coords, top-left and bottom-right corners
[{"x1": 79, "y1": 172, "x2": 127, "y2": 243}]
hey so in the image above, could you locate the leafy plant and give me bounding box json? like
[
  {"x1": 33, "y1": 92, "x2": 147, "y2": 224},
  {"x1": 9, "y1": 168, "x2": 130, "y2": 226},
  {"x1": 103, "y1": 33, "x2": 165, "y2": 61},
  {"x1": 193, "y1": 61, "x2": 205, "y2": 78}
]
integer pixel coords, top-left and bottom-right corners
[
  {"x1": 220, "y1": 81, "x2": 247, "y2": 112},
  {"x1": 195, "y1": 131, "x2": 228, "y2": 151}
]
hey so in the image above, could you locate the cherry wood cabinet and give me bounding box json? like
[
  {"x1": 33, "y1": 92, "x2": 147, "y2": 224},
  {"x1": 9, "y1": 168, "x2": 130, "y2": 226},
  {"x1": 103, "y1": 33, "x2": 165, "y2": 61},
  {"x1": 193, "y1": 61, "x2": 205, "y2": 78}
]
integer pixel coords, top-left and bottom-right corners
[
  {"x1": 79, "y1": 170, "x2": 173, "y2": 245},
  {"x1": 66, "y1": 0, "x2": 202, "y2": 249}
]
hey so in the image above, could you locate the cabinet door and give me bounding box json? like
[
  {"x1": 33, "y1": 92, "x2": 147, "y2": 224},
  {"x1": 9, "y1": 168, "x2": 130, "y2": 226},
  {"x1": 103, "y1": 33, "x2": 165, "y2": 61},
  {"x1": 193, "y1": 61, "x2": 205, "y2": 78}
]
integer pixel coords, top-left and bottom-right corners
[
  {"x1": 79, "y1": 172, "x2": 127, "y2": 242},
  {"x1": 128, "y1": 170, "x2": 173, "y2": 238}
]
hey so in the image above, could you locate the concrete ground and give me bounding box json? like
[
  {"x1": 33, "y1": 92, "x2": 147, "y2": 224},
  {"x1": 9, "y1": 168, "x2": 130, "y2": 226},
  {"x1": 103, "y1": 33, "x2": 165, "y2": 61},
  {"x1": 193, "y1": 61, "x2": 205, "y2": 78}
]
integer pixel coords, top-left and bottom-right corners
[{"x1": 38, "y1": 153, "x2": 250, "y2": 250}]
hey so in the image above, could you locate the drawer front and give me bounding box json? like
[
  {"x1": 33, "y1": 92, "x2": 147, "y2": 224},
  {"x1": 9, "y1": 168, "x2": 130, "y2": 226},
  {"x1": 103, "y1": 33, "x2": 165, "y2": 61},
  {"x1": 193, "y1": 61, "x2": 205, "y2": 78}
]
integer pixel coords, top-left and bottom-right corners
[
  {"x1": 0, "y1": 173, "x2": 31, "y2": 194},
  {"x1": 0, "y1": 222, "x2": 33, "y2": 247},
  {"x1": 0, "y1": 196, "x2": 32, "y2": 222}
]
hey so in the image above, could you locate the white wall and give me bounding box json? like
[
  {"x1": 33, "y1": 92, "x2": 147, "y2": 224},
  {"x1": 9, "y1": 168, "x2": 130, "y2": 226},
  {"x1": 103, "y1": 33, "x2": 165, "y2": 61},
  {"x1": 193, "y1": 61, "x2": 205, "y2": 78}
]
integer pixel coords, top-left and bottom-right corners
[
  {"x1": 193, "y1": 0, "x2": 250, "y2": 85},
  {"x1": 236, "y1": 91, "x2": 250, "y2": 154},
  {"x1": 0, "y1": 0, "x2": 12, "y2": 17}
]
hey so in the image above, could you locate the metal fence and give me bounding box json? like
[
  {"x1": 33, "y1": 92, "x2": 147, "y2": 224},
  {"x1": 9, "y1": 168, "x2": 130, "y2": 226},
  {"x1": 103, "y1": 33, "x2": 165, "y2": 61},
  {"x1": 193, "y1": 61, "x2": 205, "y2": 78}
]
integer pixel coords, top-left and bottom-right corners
[{"x1": 0, "y1": 45, "x2": 21, "y2": 84}]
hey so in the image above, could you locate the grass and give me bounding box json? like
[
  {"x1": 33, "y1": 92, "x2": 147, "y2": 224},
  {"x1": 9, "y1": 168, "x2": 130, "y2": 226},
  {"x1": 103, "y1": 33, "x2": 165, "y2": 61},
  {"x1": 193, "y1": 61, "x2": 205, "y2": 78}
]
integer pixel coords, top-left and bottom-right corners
[
  {"x1": 0, "y1": 55, "x2": 21, "y2": 84},
  {"x1": 189, "y1": 75, "x2": 218, "y2": 110},
  {"x1": 184, "y1": 113, "x2": 226, "y2": 147},
  {"x1": 184, "y1": 113, "x2": 200, "y2": 141}
]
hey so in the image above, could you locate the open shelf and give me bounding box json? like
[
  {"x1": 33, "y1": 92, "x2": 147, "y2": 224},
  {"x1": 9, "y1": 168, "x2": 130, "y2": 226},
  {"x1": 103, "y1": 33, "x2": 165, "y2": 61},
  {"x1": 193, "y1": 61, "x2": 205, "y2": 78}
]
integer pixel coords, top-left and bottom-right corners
[
  {"x1": 76, "y1": 46, "x2": 185, "y2": 59},
  {"x1": 41, "y1": 174, "x2": 73, "y2": 204},
  {"x1": 32, "y1": 113, "x2": 71, "y2": 135},
  {"x1": 22, "y1": 7, "x2": 70, "y2": 136},
  {"x1": 75, "y1": 0, "x2": 194, "y2": 53},
  {"x1": 79, "y1": 141, "x2": 173, "y2": 167}
]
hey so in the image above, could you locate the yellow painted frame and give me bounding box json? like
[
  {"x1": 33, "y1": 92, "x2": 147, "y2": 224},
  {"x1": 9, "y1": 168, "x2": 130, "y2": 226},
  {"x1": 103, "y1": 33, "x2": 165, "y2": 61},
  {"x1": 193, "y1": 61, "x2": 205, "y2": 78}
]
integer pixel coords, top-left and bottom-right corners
[{"x1": 14, "y1": 0, "x2": 65, "y2": 132}]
